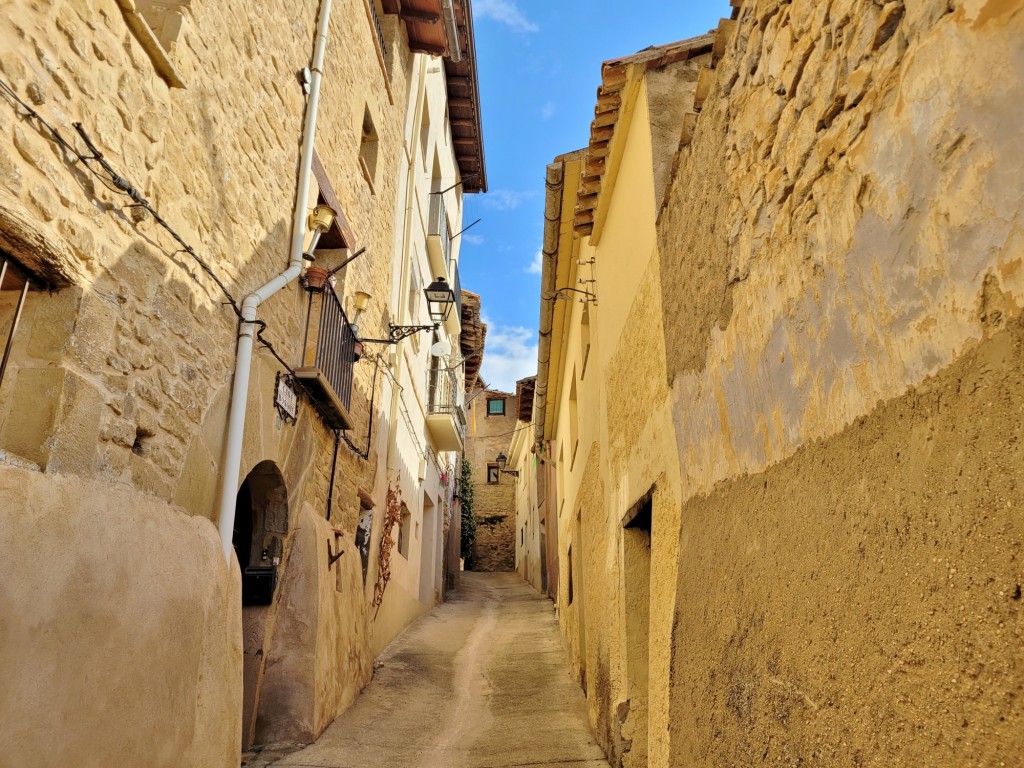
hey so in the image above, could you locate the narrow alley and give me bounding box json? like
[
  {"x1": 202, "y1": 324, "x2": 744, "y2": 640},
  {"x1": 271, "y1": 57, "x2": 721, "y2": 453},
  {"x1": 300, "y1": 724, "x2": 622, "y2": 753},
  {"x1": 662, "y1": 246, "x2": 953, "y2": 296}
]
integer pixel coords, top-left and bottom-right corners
[{"x1": 257, "y1": 574, "x2": 608, "y2": 768}]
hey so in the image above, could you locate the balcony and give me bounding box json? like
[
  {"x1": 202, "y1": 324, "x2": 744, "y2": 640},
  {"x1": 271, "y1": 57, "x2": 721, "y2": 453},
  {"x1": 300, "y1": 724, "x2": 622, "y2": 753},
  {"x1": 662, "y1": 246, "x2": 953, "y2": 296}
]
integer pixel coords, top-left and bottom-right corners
[
  {"x1": 426, "y1": 192, "x2": 452, "y2": 280},
  {"x1": 295, "y1": 281, "x2": 356, "y2": 430},
  {"x1": 425, "y1": 365, "x2": 465, "y2": 452}
]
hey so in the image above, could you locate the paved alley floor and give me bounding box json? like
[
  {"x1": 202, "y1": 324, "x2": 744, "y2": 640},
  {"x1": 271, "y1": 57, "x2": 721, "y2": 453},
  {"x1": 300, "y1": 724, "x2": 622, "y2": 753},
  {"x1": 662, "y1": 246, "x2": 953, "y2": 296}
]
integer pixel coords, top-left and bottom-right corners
[{"x1": 267, "y1": 572, "x2": 608, "y2": 768}]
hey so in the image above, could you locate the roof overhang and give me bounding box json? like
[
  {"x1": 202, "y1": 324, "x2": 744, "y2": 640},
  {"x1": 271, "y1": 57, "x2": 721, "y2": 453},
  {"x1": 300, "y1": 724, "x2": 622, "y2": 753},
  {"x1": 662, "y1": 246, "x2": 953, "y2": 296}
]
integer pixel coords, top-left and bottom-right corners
[
  {"x1": 382, "y1": 0, "x2": 486, "y2": 192},
  {"x1": 573, "y1": 33, "x2": 715, "y2": 240}
]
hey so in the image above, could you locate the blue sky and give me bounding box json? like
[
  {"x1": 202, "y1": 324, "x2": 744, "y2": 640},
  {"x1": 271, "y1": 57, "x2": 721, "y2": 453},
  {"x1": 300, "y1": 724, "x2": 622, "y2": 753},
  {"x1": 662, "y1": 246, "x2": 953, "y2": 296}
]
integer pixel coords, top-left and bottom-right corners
[{"x1": 460, "y1": 1, "x2": 729, "y2": 391}]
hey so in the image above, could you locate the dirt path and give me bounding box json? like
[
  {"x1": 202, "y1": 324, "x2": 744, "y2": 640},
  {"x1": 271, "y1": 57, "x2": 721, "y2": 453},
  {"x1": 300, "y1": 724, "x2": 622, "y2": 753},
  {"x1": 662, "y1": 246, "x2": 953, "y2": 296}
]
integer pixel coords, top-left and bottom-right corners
[{"x1": 267, "y1": 572, "x2": 608, "y2": 768}]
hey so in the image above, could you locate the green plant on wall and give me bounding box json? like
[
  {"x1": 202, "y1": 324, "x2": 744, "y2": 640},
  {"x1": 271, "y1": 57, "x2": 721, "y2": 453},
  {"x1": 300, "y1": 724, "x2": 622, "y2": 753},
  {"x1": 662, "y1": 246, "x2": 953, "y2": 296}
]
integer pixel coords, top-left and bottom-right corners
[{"x1": 459, "y1": 458, "x2": 476, "y2": 567}]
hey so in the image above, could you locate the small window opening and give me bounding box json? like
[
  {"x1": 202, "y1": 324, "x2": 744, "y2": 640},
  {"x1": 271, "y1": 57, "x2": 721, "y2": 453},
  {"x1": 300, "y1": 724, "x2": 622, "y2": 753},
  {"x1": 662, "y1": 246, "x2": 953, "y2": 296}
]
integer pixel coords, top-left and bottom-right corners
[
  {"x1": 359, "y1": 107, "x2": 379, "y2": 193},
  {"x1": 120, "y1": 1, "x2": 190, "y2": 88},
  {"x1": 580, "y1": 304, "x2": 592, "y2": 379},
  {"x1": 567, "y1": 544, "x2": 574, "y2": 605},
  {"x1": 0, "y1": 255, "x2": 32, "y2": 391},
  {"x1": 569, "y1": 373, "x2": 579, "y2": 468},
  {"x1": 487, "y1": 463, "x2": 499, "y2": 484},
  {"x1": 487, "y1": 398, "x2": 505, "y2": 416},
  {"x1": 420, "y1": 105, "x2": 431, "y2": 170},
  {"x1": 397, "y1": 502, "x2": 411, "y2": 558}
]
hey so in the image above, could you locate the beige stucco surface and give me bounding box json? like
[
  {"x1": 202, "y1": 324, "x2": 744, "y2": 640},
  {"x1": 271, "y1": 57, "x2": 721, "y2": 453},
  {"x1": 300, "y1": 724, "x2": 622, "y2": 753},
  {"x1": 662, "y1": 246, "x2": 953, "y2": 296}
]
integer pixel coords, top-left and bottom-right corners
[
  {"x1": 654, "y1": 1, "x2": 1024, "y2": 765},
  {"x1": 0, "y1": 465, "x2": 241, "y2": 768},
  {"x1": 538, "y1": 2, "x2": 1024, "y2": 766},
  {"x1": 669, "y1": 314, "x2": 1024, "y2": 767}
]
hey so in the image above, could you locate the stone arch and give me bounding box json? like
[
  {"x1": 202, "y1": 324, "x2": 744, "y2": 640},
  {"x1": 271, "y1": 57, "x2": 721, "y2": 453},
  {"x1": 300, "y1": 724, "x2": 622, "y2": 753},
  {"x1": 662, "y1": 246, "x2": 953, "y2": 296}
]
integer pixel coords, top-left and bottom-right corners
[
  {"x1": 233, "y1": 459, "x2": 289, "y2": 751},
  {"x1": 233, "y1": 460, "x2": 289, "y2": 572}
]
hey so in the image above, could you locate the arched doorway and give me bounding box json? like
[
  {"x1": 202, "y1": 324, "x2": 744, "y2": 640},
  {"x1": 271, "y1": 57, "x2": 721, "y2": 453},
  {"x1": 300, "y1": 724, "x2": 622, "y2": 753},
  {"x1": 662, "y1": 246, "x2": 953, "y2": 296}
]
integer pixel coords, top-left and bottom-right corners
[{"x1": 232, "y1": 461, "x2": 288, "y2": 751}]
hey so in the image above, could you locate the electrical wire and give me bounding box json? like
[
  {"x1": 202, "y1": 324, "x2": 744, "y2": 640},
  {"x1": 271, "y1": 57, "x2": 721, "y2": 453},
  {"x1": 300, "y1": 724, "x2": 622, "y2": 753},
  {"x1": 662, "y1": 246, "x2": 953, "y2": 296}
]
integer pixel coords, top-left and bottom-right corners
[{"x1": 0, "y1": 77, "x2": 350, "y2": 440}]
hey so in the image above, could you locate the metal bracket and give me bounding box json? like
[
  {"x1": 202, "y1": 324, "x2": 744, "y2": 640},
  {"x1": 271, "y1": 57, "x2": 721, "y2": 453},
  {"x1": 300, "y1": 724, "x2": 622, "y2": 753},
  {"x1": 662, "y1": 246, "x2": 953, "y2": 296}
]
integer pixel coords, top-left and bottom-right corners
[
  {"x1": 327, "y1": 529, "x2": 345, "y2": 569},
  {"x1": 358, "y1": 323, "x2": 439, "y2": 345}
]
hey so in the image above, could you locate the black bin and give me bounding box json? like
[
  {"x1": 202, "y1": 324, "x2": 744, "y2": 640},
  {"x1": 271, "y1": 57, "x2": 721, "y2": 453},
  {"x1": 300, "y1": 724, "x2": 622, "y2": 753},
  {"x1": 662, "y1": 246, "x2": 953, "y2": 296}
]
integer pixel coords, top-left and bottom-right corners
[{"x1": 242, "y1": 566, "x2": 277, "y2": 606}]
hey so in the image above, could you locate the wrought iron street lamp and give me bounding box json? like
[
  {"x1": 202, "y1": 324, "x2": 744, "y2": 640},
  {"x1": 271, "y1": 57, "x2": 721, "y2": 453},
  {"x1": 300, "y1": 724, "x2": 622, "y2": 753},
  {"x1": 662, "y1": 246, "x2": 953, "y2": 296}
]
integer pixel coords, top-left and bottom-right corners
[
  {"x1": 495, "y1": 451, "x2": 519, "y2": 478},
  {"x1": 424, "y1": 276, "x2": 456, "y2": 322},
  {"x1": 358, "y1": 276, "x2": 459, "y2": 344}
]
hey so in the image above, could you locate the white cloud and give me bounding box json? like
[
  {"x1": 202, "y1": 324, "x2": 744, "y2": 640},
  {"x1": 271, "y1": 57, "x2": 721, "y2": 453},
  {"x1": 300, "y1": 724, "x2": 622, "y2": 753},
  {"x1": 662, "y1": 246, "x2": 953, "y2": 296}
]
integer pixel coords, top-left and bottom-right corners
[
  {"x1": 480, "y1": 189, "x2": 536, "y2": 211},
  {"x1": 480, "y1": 316, "x2": 538, "y2": 392},
  {"x1": 473, "y1": 0, "x2": 538, "y2": 32},
  {"x1": 540, "y1": 101, "x2": 556, "y2": 120},
  {"x1": 526, "y1": 249, "x2": 543, "y2": 275},
  {"x1": 463, "y1": 233, "x2": 485, "y2": 246}
]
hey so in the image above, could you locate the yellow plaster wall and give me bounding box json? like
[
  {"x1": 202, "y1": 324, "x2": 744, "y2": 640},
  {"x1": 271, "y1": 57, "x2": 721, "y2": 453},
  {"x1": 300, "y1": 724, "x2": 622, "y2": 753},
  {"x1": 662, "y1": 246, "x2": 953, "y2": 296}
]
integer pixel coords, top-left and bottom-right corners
[
  {"x1": 655, "y1": 1, "x2": 1024, "y2": 764},
  {"x1": 0, "y1": 465, "x2": 241, "y2": 768}
]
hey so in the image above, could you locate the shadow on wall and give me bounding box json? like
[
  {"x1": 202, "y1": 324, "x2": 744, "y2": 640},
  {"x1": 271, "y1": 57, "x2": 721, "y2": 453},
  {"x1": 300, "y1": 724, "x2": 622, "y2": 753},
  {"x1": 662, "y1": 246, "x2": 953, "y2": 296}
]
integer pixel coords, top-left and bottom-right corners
[{"x1": 0, "y1": 121, "x2": 383, "y2": 767}]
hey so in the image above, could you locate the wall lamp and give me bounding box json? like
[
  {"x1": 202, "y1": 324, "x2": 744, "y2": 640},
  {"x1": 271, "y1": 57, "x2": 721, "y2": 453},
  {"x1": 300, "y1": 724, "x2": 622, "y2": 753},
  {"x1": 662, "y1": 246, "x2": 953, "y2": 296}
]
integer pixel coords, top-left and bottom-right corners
[
  {"x1": 495, "y1": 452, "x2": 519, "y2": 478},
  {"x1": 358, "y1": 277, "x2": 457, "y2": 345},
  {"x1": 302, "y1": 204, "x2": 337, "y2": 261}
]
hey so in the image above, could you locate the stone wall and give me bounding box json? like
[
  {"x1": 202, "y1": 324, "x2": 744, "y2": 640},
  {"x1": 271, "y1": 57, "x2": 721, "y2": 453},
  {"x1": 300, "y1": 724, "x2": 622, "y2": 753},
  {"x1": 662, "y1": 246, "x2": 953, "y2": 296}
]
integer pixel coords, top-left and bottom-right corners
[
  {"x1": 0, "y1": 0, "x2": 413, "y2": 756},
  {"x1": 0, "y1": 0, "x2": 407, "y2": 526},
  {"x1": 466, "y1": 387, "x2": 516, "y2": 571},
  {"x1": 656, "y1": 1, "x2": 1024, "y2": 764}
]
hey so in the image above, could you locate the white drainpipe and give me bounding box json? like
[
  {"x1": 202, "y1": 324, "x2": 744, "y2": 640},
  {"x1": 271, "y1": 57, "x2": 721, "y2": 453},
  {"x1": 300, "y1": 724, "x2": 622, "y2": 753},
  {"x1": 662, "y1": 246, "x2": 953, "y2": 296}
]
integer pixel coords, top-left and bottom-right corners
[{"x1": 216, "y1": 0, "x2": 334, "y2": 562}]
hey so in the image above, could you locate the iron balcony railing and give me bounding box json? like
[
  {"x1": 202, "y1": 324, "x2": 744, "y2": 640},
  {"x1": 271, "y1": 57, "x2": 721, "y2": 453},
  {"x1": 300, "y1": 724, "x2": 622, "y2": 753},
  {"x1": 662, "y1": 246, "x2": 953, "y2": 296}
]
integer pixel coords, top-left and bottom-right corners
[
  {"x1": 427, "y1": 192, "x2": 452, "y2": 264},
  {"x1": 368, "y1": 0, "x2": 387, "y2": 57},
  {"x1": 297, "y1": 282, "x2": 357, "y2": 429},
  {"x1": 427, "y1": 365, "x2": 466, "y2": 427}
]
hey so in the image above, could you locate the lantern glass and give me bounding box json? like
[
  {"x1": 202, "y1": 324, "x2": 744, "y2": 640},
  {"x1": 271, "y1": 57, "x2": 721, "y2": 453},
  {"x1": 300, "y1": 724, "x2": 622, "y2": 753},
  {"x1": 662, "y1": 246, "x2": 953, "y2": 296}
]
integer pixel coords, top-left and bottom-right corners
[{"x1": 424, "y1": 277, "x2": 455, "y2": 321}]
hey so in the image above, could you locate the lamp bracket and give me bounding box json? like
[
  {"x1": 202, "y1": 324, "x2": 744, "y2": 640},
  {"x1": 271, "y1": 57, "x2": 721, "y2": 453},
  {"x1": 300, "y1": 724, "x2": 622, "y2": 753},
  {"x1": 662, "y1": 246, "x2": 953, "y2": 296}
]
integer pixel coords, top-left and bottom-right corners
[
  {"x1": 358, "y1": 323, "x2": 439, "y2": 345},
  {"x1": 500, "y1": 469, "x2": 520, "y2": 478},
  {"x1": 545, "y1": 286, "x2": 597, "y2": 304}
]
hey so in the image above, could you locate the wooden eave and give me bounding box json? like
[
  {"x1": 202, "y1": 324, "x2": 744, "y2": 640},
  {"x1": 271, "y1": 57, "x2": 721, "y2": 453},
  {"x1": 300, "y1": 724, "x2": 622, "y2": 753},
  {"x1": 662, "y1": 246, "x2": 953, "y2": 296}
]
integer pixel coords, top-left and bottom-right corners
[
  {"x1": 460, "y1": 290, "x2": 486, "y2": 392},
  {"x1": 572, "y1": 33, "x2": 715, "y2": 237},
  {"x1": 515, "y1": 376, "x2": 536, "y2": 423},
  {"x1": 381, "y1": 0, "x2": 486, "y2": 192},
  {"x1": 381, "y1": 0, "x2": 447, "y2": 55},
  {"x1": 444, "y1": 0, "x2": 487, "y2": 192}
]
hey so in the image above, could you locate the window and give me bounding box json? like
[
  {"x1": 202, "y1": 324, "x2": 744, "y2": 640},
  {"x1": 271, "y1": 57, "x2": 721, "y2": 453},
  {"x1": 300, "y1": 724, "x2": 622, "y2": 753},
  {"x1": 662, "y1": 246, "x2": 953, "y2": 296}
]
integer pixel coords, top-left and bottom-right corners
[
  {"x1": 580, "y1": 304, "x2": 592, "y2": 379},
  {"x1": 567, "y1": 544, "x2": 574, "y2": 605},
  {"x1": 397, "y1": 503, "x2": 411, "y2": 558},
  {"x1": 118, "y1": 0, "x2": 189, "y2": 88},
  {"x1": 487, "y1": 398, "x2": 505, "y2": 416},
  {"x1": 420, "y1": 104, "x2": 431, "y2": 170},
  {"x1": 0, "y1": 256, "x2": 32, "y2": 390},
  {"x1": 359, "y1": 107, "x2": 379, "y2": 194},
  {"x1": 408, "y1": 264, "x2": 422, "y2": 351},
  {"x1": 487, "y1": 464, "x2": 499, "y2": 484},
  {"x1": 569, "y1": 373, "x2": 579, "y2": 468}
]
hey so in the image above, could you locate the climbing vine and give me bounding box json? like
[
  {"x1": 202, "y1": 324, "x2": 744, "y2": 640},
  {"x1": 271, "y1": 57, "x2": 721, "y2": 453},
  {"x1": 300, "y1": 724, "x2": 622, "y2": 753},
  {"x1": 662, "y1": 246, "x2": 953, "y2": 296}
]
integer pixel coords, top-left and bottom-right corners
[
  {"x1": 373, "y1": 481, "x2": 403, "y2": 610},
  {"x1": 459, "y1": 458, "x2": 476, "y2": 568}
]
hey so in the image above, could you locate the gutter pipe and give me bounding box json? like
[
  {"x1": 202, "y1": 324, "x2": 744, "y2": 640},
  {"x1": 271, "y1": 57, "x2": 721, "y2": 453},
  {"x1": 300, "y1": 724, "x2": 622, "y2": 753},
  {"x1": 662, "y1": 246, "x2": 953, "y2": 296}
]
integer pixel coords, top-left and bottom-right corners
[
  {"x1": 216, "y1": 0, "x2": 334, "y2": 562},
  {"x1": 440, "y1": 0, "x2": 462, "y2": 62},
  {"x1": 533, "y1": 161, "x2": 564, "y2": 445}
]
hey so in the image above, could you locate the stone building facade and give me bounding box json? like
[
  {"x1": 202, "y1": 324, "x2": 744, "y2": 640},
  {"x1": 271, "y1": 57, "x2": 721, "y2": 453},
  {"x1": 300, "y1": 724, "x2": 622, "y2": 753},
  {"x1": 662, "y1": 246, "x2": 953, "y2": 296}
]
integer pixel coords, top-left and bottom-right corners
[
  {"x1": 464, "y1": 385, "x2": 517, "y2": 571},
  {"x1": 528, "y1": 3, "x2": 1024, "y2": 768},
  {"x1": 0, "y1": 0, "x2": 484, "y2": 764}
]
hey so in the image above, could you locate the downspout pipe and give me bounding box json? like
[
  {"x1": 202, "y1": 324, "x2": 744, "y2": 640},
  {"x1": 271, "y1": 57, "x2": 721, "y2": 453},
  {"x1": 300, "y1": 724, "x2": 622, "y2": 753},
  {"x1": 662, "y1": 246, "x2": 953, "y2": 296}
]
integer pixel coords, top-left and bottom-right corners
[
  {"x1": 216, "y1": 0, "x2": 334, "y2": 563},
  {"x1": 533, "y1": 161, "x2": 564, "y2": 446}
]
